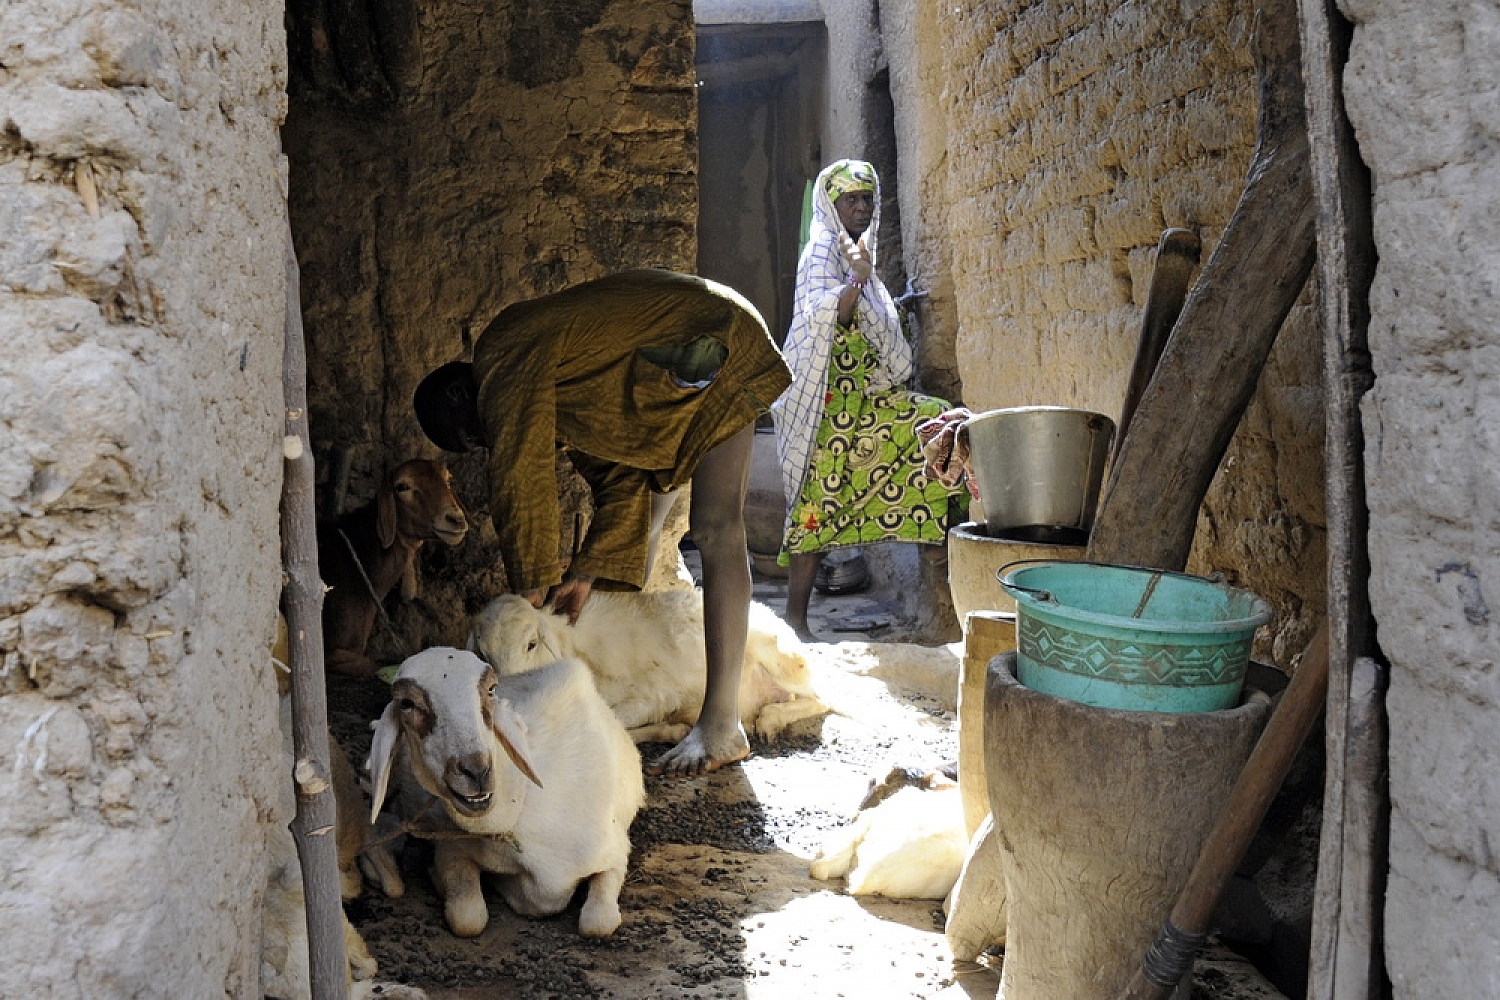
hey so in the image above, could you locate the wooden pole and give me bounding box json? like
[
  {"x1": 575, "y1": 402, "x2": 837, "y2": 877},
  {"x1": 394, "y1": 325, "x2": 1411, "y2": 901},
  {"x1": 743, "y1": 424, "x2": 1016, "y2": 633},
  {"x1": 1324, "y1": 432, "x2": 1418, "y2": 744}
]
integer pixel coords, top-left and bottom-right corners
[
  {"x1": 1297, "y1": 2, "x2": 1387, "y2": 996},
  {"x1": 1087, "y1": 0, "x2": 1316, "y2": 572},
  {"x1": 281, "y1": 221, "x2": 350, "y2": 1000},
  {"x1": 1116, "y1": 623, "x2": 1331, "y2": 1000}
]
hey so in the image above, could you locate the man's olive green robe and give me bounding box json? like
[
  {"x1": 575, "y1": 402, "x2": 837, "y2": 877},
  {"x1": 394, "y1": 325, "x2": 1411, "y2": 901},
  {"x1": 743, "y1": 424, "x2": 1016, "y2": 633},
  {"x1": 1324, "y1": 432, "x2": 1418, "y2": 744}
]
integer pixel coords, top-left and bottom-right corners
[{"x1": 473, "y1": 269, "x2": 791, "y2": 593}]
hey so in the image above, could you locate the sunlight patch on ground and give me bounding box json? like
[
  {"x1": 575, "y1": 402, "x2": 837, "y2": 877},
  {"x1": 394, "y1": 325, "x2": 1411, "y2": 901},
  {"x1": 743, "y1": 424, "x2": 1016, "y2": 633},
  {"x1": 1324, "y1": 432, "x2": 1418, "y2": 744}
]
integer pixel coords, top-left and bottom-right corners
[{"x1": 738, "y1": 889, "x2": 955, "y2": 999}]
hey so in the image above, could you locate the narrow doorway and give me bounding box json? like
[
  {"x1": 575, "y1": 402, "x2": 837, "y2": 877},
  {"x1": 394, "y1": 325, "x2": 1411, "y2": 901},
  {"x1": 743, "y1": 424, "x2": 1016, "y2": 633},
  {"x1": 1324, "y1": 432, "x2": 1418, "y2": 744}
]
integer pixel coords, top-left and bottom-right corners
[{"x1": 694, "y1": 21, "x2": 826, "y2": 346}]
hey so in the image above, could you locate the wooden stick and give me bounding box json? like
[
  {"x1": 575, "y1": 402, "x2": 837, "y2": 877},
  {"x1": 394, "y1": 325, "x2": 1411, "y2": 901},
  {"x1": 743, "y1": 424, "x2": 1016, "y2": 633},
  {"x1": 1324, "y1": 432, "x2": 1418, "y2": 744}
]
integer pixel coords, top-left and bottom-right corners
[
  {"x1": 1116, "y1": 622, "x2": 1330, "y2": 1000},
  {"x1": 281, "y1": 222, "x2": 350, "y2": 1000},
  {"x1": 1088, "y1": 0, "x2": 1316, "y2": 571}
]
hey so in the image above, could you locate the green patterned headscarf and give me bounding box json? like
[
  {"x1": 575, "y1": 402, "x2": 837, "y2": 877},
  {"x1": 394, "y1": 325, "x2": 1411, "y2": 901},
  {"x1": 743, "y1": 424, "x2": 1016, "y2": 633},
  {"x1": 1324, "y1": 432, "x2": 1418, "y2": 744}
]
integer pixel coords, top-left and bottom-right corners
[{"x1": 822, "y1": 159, "x2": 877, "y2": 201}]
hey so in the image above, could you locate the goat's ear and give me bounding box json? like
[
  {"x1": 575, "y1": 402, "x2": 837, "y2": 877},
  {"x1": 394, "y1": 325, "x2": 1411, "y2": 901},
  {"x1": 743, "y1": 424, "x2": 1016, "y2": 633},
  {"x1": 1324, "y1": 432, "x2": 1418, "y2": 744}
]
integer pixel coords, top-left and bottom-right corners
[
  {"x1": 490, "y1": 698, "x2": 544, "y2": 789},
  {"x1": 367, "y1": 701, "x2": 401, "y2": 822},
  {"x1": 376, "y1": 483, "x2": 397, "y2": 549}
]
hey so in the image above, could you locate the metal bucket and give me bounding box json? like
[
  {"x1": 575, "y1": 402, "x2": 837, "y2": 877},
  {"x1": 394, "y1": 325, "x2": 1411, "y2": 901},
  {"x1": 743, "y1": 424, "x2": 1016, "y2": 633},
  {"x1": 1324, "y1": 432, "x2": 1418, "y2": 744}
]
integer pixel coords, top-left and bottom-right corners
[
  {"x1": 998, "y1": 560, "x2": 1273, "y2": 713},
  {"x1": 964, "y1": 406, "x2": 1115, "y2": 542}
]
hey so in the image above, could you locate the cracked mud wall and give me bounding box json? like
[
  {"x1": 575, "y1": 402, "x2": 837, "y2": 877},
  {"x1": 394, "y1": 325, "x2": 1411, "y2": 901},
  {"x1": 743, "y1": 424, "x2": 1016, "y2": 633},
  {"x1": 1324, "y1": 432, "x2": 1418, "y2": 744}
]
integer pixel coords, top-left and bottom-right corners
[
  {"x1": 879, "y1": 0, "x2": 1326, "y2": 665},
  {"x1": 284, "y1": 0, "x2": 700, "y2": 655},
  {"x1": 0, "y1": 1, "x2": 290, "y2": 994},
  {"x1": 1341, "y1": 1, "x2": 1500, "y2": 991}
]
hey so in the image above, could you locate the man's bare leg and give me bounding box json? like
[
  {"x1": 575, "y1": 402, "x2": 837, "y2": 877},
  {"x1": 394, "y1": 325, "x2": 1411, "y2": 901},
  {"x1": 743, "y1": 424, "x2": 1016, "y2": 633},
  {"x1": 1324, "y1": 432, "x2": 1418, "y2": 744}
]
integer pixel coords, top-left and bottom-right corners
[
  {"x1": 648, "y1": 422, "x2": 755, "y2": 777},
  {"x1": 783, "y1": 552, "x2": 824, "y2": 643},
  {"x1": 642, "y1": 489, "x2": 679, "y2": 583}
]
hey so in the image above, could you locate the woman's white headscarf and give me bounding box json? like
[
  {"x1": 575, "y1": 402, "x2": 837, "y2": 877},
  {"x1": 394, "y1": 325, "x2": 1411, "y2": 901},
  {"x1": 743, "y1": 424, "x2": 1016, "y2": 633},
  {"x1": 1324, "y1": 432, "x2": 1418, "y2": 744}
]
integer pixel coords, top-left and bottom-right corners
[{"x1": 770, "y1": 159, "x2": 913, "y2": 523}]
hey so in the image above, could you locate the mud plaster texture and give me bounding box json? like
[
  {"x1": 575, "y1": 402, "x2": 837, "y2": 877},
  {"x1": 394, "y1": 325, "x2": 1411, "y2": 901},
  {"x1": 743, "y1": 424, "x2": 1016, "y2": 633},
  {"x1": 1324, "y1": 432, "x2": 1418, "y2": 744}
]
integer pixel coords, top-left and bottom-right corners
[
  {"x1": 1340, "y1": 0, "x2": 1500, "y2": 991},
  {"x1": 329, "y1": 570, "x2": 1287, "y2": 1000},
  {"x1": 0, "y1": 0, "x2": 291, "y2": 994}
]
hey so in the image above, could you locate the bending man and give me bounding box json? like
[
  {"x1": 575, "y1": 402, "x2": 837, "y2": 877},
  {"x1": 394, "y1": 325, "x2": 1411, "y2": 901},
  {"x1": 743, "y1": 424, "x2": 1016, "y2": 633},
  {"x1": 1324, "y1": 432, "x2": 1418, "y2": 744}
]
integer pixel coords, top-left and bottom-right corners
[{"x1": 414, "y1": 268, "x2": 791, "y2": 777}]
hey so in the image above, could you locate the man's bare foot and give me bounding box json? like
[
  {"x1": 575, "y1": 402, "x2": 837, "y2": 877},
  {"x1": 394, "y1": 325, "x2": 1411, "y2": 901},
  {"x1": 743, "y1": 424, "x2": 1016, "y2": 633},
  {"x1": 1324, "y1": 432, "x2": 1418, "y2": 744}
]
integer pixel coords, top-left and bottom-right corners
[{"x1": 646, "y1": 722, "x2": 750, "y2": 778}]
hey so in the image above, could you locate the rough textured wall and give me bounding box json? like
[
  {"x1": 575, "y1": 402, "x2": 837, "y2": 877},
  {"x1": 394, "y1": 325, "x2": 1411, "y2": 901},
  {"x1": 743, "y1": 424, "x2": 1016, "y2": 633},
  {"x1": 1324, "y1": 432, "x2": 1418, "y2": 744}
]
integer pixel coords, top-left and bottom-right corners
[
  {"x1": 880, "y1": 0, "x2": 961, "y2": 400},
  {"x1": 0, "y1": 1, "x2": 289, "y2": 994},
  {"x1": 818, "y1": 0, "x2": 882, "y2": 165},
  {"x1": 285, "y1": 1, "x2": 699, "y2": 650},
  {"x1": 1341, "y1": 1, "x2": 1500, "y2": 992},
  {"x1": 896, "y1": 0, "x2": 1325, "y2": 663}
]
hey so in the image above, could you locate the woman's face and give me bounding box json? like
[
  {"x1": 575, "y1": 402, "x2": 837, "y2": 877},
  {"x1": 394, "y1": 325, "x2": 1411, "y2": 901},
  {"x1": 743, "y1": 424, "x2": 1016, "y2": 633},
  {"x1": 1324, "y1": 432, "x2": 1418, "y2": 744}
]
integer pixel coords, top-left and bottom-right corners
[{"x1": 834, "y1": 190, "x2": 875, "y2": 237}]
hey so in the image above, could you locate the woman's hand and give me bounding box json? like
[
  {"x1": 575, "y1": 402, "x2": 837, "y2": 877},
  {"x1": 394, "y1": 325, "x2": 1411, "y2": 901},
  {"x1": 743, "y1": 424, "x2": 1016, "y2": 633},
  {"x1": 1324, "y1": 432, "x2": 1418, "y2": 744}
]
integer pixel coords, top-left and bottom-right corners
[
  {"x1": 546, "y1": 573, "x2": 594, "y2": 625},
  {"x1": 838, "y1": 233, "x2": 873, "y2": 283}
]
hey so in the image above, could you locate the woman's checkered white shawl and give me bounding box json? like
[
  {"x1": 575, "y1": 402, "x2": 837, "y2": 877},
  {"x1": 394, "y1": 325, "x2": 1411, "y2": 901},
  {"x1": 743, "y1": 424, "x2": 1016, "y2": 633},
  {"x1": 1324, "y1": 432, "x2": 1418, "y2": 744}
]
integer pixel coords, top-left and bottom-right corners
[{"x1": 770, "y1": 160, "x2": 913, "y2": 533}]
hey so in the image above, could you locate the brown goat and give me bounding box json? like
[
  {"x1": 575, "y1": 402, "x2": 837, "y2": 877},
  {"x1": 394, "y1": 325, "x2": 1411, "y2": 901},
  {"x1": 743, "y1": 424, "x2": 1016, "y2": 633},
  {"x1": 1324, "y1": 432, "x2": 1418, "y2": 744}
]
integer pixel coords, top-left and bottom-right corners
[{"x1": 317, "y1": 459, "x2": 469, "y2": 678}]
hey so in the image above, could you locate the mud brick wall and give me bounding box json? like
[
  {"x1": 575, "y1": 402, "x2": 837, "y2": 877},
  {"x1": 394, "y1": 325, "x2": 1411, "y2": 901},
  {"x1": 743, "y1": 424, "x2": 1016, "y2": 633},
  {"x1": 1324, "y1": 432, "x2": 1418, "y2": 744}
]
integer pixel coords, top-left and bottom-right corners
[{"x1": 884, "y1": 0, "x2": 1325, "y2": 663}]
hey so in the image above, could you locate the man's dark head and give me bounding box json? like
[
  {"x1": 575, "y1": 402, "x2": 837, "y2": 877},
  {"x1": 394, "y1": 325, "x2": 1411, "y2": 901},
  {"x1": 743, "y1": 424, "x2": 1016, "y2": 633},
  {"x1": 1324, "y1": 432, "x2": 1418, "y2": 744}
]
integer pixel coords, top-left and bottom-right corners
[{"x1": 414, "y1": 361, "x2": 485, "y2": 453}]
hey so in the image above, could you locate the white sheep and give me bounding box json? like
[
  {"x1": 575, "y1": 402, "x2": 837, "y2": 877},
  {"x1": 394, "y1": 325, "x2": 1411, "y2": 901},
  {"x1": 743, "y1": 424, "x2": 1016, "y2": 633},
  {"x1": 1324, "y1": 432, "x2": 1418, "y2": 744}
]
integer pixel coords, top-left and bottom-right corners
[
  {"x1": 808, "y1": 773, "x2": 968, "y2": 901},
  {"x1": 467, "y1": 591, "x2": 830, "y2": 744},
  {"x1": 367, "y1": 647, "x2": 645, "y2": 938}
]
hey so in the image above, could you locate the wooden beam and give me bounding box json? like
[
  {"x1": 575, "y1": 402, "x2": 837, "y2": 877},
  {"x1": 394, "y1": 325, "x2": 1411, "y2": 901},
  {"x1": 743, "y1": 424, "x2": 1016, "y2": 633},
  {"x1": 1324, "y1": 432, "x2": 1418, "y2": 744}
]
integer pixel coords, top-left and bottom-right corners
[{"x1": 1297, "y1": 1, "x2": 1386, "y2": 995}]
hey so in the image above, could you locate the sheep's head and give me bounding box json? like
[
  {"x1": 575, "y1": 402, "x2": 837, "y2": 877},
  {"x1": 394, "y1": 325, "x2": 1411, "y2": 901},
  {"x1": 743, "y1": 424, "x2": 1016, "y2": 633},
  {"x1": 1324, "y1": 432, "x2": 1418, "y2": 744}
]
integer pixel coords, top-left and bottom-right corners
[
  {"x1": 377, "y1": 459, "x2": 470, "y2": 549},
  {"x1": 467, "y1": 594, "x2": 568, "y2": 676},
  {"x1": 367, "y1": 648, "x2": 541, "y2": 828}
]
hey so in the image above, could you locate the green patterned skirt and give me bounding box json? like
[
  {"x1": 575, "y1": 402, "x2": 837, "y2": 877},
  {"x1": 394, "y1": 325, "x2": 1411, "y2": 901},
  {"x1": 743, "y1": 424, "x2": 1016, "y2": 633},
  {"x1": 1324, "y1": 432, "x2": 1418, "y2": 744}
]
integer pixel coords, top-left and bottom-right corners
[{"x1": 780, "y1": 326, "x2": 967, "y2": 562}]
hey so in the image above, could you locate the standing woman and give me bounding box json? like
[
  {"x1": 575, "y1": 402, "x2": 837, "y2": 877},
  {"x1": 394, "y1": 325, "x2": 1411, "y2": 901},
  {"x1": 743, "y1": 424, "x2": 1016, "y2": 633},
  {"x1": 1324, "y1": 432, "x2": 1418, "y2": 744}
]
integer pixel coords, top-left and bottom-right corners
[{"x1": 771, "y1": 159, "x2": 967, "y2": 641}]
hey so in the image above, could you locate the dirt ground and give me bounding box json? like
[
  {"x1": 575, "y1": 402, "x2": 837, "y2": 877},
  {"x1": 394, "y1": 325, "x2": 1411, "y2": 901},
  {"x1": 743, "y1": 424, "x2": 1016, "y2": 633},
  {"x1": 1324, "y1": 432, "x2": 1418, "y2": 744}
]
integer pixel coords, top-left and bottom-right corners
[{"x1": 328, "y1": 564, "x2": 1288, "y2": 1000}]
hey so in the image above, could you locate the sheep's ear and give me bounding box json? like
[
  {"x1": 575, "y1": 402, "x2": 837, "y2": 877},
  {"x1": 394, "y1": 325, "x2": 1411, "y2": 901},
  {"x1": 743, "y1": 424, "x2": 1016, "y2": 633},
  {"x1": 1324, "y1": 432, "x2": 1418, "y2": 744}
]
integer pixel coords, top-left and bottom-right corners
[
  {"x1": 490, "y1": 699, "x2": 544, "y2": 790},
  {"x1": 376, "y1": 484, "x2": 397, "y2": 549},
  {"x1": 367, "y1": 701, "x2": 401, "y2": 823}
]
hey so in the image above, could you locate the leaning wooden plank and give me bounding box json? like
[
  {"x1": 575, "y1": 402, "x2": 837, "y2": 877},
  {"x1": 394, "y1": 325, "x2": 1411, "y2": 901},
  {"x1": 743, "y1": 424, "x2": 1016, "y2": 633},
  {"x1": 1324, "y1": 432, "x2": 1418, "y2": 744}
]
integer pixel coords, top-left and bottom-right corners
[
  {"x1": 1111, "y1": 227, "x2": 1202, "y2": 473},
  {"x1": 1087, "y1": 0, "x2": 1316, "y2": 572},
  {"x1": 282, "y1": 222, "x2": 351, "y2": 1000},
  {"x1": 1296, "y1": 1, "x2": 1385, "y2": 997},
  {"x1": 1331, "y1": 658, "x2": 1390, "y2": 995}
]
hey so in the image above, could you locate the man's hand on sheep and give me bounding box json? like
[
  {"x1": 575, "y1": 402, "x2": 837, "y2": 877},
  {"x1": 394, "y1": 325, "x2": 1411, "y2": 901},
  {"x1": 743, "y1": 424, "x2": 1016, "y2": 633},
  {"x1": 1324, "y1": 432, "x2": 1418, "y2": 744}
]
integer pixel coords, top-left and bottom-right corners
[{"x1": 547, "y1": 573, "x2": 594, "y2": 625}]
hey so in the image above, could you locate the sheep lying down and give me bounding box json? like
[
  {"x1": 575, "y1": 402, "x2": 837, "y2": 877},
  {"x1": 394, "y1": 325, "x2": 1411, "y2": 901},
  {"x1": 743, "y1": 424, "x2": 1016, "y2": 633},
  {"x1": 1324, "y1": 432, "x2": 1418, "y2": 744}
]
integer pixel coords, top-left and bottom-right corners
[
  {"x1": 468, "y1": 590, "x2": 831, "y2": 744},
  {"x1": 368, "y1": 648, "x2": 644, "y2": 938},
  {"x1": 809, "y1": 765, "x2": 967, "y2": 901}
]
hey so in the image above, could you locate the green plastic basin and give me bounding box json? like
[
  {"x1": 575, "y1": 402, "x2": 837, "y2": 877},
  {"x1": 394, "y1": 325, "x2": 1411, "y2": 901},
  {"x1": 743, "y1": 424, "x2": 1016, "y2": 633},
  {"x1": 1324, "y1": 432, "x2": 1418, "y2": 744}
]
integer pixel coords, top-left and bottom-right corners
[{"x1": 998, "y1": 561, "x2": 1273, "y2": 713}]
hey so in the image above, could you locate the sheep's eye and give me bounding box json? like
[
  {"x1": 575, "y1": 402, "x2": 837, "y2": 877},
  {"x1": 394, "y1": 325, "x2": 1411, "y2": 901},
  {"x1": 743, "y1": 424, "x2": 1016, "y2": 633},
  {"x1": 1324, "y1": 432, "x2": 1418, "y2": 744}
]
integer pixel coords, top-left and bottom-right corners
[
  {"x1": 526, "y1": 638, "x2": 537, "y2": 652},
  {"x1": 395, "y1": 482, "x2": 412, "y2": 494},
  {"x1": 485, "y1": 683, "x2": 497, "y2": 698},
  {"x1": 397, "y1": 697, "x2": 416, "y2": 711}
]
